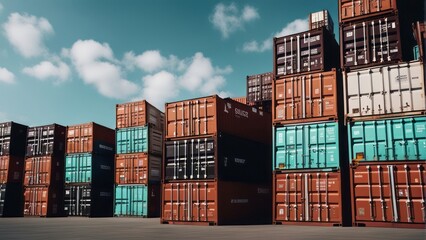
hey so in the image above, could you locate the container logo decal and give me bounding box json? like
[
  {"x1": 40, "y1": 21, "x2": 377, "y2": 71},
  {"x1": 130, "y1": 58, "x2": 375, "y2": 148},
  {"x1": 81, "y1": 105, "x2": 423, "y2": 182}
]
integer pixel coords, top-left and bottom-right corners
[
  {"x1": 235, "y1": 108, "x2": 249, "y2": 118},
  {"x1": 231, "y1": 199, "x2": 249, "y2": 204},
  {"x1": 234, "y1": 158, "x2": 246, "y2": 164},
  {"x1": 224, "y1": 103, "x2": 232, "y2": 113}
]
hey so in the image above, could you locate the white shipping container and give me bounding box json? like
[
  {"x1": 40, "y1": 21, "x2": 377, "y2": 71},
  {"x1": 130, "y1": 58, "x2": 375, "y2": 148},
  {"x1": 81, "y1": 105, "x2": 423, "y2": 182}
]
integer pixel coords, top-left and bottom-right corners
[
  {"x1": 344, "y1": 61, "x2": 425, "y2": 119},
  {"x1": 309, "y1": 9, "x2": 334, "y2": 35}
]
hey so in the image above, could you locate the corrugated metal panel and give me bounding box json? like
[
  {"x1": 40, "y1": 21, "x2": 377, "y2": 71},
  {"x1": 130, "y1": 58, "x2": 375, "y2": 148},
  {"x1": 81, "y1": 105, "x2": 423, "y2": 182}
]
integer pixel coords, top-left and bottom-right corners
[
  {"x1": 26, "y1": 124, "x2": 66, "y2": 157},
  {"x1": 66, "y1": 122, "x2": 115, "y2": 155},
  {"x1": 274, "y1": 122, "x2": 341, "y2": 170},
  {"x1": 350, "y1": 161, "x2": 426, "y2": 228},
  {"x1": 64, "y1": 184, "x2": 113, "y2": 217},
  {"x1": 116, "y1": 100, "x2": 165, "y2": 130},
  {"x1": 24, "y1": 156, "x2": 64, "y2": 186},
  {"x1": 0, "y1": 122, "x2": 27, "y2": 157},
  {"x1": 23, "y1": 185, "x2": 64, "y2": 217},
  {"x1": 116, "y1": 126, "x2": 163, "y2": 155},
  {"x1": 339, "y1": 0, "x2": 397, "y2": 23},
  {"x1": 65, "y1": 153, "x2": 113, "y2": 185},
  {"x1": 114, "y1": 184, "x2": 160, "y2": 217},
  {"x1": 309, "y1": 10, "x2": 334, "y2": 35},
  {"x1": 115, "y1": 153, "x2": 161, "y2": 184},
  {"x1": 247, "y1": 72, "x2": 273, "y2": 103},
  {"x1": 348, "y1": 116, "x2": 426, "y2": 162},
  {"x1": 345, "y1": 61, "x2": 425, "y2": 119},
  {"x1": 274, "y1": 170, "x2": 350, "y2": 226},
  {"x1": 0, "y1": 156, "x2": 24, "y2": 184},
  {"x1": 0, "y1": 183, "x2": 23, "y2": 217}
]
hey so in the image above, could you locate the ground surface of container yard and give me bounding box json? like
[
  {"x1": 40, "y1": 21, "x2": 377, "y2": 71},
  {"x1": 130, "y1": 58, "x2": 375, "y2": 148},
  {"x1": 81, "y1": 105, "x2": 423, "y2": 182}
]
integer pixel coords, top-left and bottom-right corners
[{"x1": 0, "y1": 218, "x2": 424, "y2": 240}]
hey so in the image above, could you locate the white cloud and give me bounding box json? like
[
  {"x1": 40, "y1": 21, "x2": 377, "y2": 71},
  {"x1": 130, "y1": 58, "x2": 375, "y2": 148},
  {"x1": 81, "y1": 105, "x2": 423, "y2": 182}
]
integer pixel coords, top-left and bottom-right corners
[
  {"x1": 0, "y1": 3, "x2": 4, "y2": 12},
  {"x1": 135, "y1": 71, "x2": 179, "y2": 110},
  {"x1": 3, "y1": 12, "x2": 54, "y2": 58},
  {"x1": 180, "y1": 52, "x2": 232, "y2": 95},
  {"x1": 0, "y1": 67, "x2": 15, "y2": 84},
  {"x1": 242, "y1": 18, "x2": 308, "y2": 53},
  {"x1": 123, "y1": 50, "x2": 166, "y2": 72},
  {"x1": 69, "y1": 39, "x2": 139, "y2": 99},
  {"x1": 23, "y1": 61, "x2": 70, "y2": 84},
  {"x1": 210, "y1": 3, "x2": 259, "y2": 38}
]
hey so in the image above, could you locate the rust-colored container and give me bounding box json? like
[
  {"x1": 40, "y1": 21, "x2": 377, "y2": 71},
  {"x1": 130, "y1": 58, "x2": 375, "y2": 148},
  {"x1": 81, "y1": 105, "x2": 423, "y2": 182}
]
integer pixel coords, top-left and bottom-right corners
[
  {"x1": 273, "y1": 27, "x2": 339, "y2": 78},
  {"x1": 0, "y1": 121, "x2": 28, "y2": 157},
  {"x1": 66, "y1": 122, "x2": 115, "y2": 155},
  {"x1": 26, "y1": 124, "x2": 66, "y2": 157},
  {"x1": 340, "y1": 14, "x2": 402, "y2": 70},
  {"x1": 0, "y1": 155, "x2": 24, "y2": 184},
  {"x1": 23, "y1": 185, "x2": 65, "y2": 217},
  {"x1": 273, "y1": 69, "x2": 342, "y2": 125},
  {"x1": 247, "y1": 72, "x2": 273, "y2": 103},
  {"x1": 161, "y1": 180, "x2": 272, "y2": 225},
  {"x1": 115, "y1": 153, "x2": 161, "y2": 185},
  {"x1": 165, "y1": 95, "x2": 272, "y2": 144},
  {"x1": 116, "y1": 100, "x2": 164, "y2": 130},
  {"x1": 231, "y1": 97, "x2": 247, "y2": 105},
  {"x1": 273, "y1": 170, "x2": 351, "y2": 226},
  {"x1": 339, "y1": 0, "x2": 397, "y2": 23},
  {"x1": 350, "y1": 161, "x2": 426, "y2": 228},
  {"x1": 24, "y1": 156, "x2": 64, "y2": 186}
]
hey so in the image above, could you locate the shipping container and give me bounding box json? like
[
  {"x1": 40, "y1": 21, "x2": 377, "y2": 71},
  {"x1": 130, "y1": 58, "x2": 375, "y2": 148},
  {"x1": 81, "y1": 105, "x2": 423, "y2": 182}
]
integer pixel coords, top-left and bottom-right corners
[
  {"x1": 23, "y1": 185, "x2": 65, "y2": 217},
  {"x1": 66, "y1": 122, "x2": 115, "y2": 155},
  {"x1": 412, "y1": 21, "x2": 425, "y2": 61},
  {"x1": 231, "y1": 97, "x2": 247, "y2": 105},
  {"x1": 273, "y1": 170, "x2": 351, "y2": 226},
  {"x1": 116, "y1": 100, "x2": 164, "y2": 130},
  {"x1": 274, "y1": 27, "x2": 339, "y2": 78},
  {"x1": 247, "y1": 72, "x2": 273, "y2": 103},
  {"x1": 64, "y1": 184, "x2": 113, "y2": 217},
  {"x1": 0, "y1": 183, "x2": 23, "y2": 217},
  {"x1": 116, "y1": 126, "x2": 163, "y2": 155},
  {"x1": 0, "y1": 155, "x2": 24, "y2": 184},
  {"x1": 165, "y1": 95, "x2": 272, "y2": 144},
  {"x1": 114, "y1": 184, "x2": 160, "y2": 217},
  {"x1": 274, "y1": 121, "x2": 344, "y2": 170},
  {"x1": 350, "y1": 161, "x2": 425, "y2": 228},
  {"x1": 65, "y1": 153, "x2": 113, "y2": 185},
  {"x1": 339, "y1": 0, "x2": 397, "y2": 23},
  {"x1": 340, "y1": 14, "x2": 403, "y2": 69},
  {"x1": 26, "y1": 124, "x2": 66, "y2": 157},
  {"x1": 0, "y1": 122, "x2": 28, "y2": 157},
  {"x1": 344, "y1": 61, "x2": 425, "y2": 120},
  {"x1": 164, "y1": 132, "x2": 271, "y2": 183},
  {"x1": 115, "y1": 153, "x2": 161, "y2": 185},
  {"x1": 309, "y1": 10, "x2": 334, "y2": 35},
  {"x1": 348, "y1": 116, "x2": 426, "y2": 163},
  {"x1": 24, "y1": 155, "x2": 64, "y2": 186},
  {"x1": 273, "y1": 69, "x2": 342, "y2": 125},
  {"x1": 161, "y1": 181, "x2": 272, "y2": 225}
]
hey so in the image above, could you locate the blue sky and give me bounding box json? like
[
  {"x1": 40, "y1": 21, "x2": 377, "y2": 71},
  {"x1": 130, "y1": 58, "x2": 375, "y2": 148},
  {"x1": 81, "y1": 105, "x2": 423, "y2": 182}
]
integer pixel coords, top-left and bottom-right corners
[{"x1": 0, "y1": 0, "x2": 337, "y2": 128}]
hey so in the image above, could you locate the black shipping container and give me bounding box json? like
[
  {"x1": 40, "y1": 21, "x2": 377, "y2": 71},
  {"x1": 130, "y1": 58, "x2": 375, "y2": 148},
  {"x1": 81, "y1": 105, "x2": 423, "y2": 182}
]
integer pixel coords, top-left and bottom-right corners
[
  {"x1": 164, "y1": 132, "x2": 271, "y2": 183},
  {"x1": 64, "y1": 184, "x2": 113, "y2": 217},
  {"x1": 0, "y1": 122, "x2": 28, "y2": 157},
  {"x1": 274, "y1": 27, "x2": 339, "y2": 77},
  {"x1": 247, "y1": 72, "x2": 273, "y2": 103},
  {"x1": 26, "y1": 124, "x2": 66, "y2": 157},
  {"x1": 0, "y1": 183, "x2": 23, "y2": 217},
  {"x1": 340, "y1": 13, "x2": 404, "y2": 70}
]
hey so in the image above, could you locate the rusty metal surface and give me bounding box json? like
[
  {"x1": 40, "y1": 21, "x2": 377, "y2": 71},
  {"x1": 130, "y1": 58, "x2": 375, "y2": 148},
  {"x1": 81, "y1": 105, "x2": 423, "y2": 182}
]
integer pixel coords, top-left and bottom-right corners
[
  {"x1": 339, "y1": 0, "x2": 397, "y2": 23},
  {"x1": 115, "y1": 153, "x2": 161, "y2": 184},
  {"x1": 0, "y1": 155, "x2": 24, "y2": 184},
  {"x1": 24, "y1": 156, "x2": 64, "y2": 186},
  {"x1": 66, "y1": 122, "x2": 115, "y2": 155},
  {"x1": 23, "y1": 185, "x2": 65, "y2": 217},
  {"x1": 116, "y1": 100, "x2": 164, "y2": 130}
]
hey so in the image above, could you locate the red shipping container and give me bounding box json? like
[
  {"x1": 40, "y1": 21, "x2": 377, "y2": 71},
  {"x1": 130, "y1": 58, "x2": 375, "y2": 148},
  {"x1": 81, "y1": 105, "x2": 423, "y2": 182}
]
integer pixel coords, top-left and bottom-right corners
[
  {"x1": 24, "y1": 156, "x2": 64, "y2": 186},
  {"x1": 115, "y1": 153, "x2": 161, "y2": 185},
  {"x1": 339, "y1": 0, "x2": 397, "y2": 23},
  {"x1": 66, "y1": 122, "x2": 115, "y2": 155},
  {"x1": 0, "y1": 155, "x2": 24, "y2": 184},
  {"x1": 161, "y1": 181, "x2": 272, "y2": 225},
  {"x1": 23, "y1": 185, "x2": 64, "y2": 217},
  {"x1": 116, "y1": 100, "x2": 164, "y2": 130},
  {"x1": 273, "y1": 69, "x2": 342, "y2": 124},
  {"x1": 165, "y1": 95, "x2": 272, "y2": 144},
  {"x1": 273, "y1": 170, "x2": 351, "y2": 226},
  {"x1": 350, "y1": 161, "x2": 425, "y2": 228}
]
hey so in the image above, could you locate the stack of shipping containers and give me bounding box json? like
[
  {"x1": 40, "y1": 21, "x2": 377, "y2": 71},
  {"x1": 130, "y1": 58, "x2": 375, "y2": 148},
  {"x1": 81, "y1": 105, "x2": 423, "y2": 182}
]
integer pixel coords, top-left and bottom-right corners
[
  {"x1": 246, "y1": 72, "x2": 274, "y2": 112},
  {"x1": 114, "y1": 100, "x2": 164, "y2": 217},
  {"x1": 64, "y1": 122, "x2": 115, "y2": 217},
  {"x1": 339, "y1": 0, "x2": 426, "y2": 228},
  {"x1": 23, "y1": 124, "x2": 66, "y2": 217},
  {"x1": 161, "y1": 95, "x2": 272, "y2": 225},
  {"x1": 272, "y1": 10, "x2": 352, "y2": 226},
  {"x1": 0, "y1": 122, "x2": 27, "y2": 216}
]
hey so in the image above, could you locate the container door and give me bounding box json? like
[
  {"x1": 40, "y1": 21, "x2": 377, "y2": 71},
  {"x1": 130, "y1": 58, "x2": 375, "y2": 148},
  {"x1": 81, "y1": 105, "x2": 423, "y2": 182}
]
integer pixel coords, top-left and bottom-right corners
[{"x1": 114, "y1": 185, "x2": 129, "y2": 216}]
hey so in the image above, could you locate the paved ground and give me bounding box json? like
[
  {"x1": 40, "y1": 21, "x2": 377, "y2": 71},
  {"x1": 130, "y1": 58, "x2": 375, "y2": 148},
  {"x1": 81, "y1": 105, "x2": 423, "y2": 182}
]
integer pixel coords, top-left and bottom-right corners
[{"x1": 0, "y1": 218, "x2": 424, "y2": 240}]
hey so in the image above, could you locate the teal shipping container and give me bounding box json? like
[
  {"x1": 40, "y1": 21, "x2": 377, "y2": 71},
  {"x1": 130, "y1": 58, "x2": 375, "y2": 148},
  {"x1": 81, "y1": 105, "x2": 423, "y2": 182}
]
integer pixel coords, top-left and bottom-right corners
[
  {"x1": 274, "y1": 121, "x2": 341, "y2": 170},
  {"x1": 65, "y1": 153, "x2": 113, "y2": 185},
  {"x1": 116, "y1": 126, "x2": 163, "y2": 155},
  {"x1": 348, "y1": 116, "x2": 426, "y2": 162},
  {"x1": 413, "y1": 45, "x2": 420, "y2": 60},
  {"x1": 114, "y1": 184, "x2": 160, "y2": 217}
]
